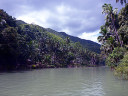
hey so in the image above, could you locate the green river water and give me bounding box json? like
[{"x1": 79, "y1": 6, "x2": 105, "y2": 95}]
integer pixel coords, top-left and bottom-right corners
[{"x1": 0, "y1": 67, "x2": 128, "y2": 96}]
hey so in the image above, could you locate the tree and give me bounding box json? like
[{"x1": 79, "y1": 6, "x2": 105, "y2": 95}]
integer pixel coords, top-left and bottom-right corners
[
  {"x1": 102, "y1": 4, "x2": 123, "y2": 47},
  {"x1": 116, "y1": 0, "x2": 127, "y2": 5},
  {"x1": 98, "y1": 25, "x2": 113, "y2": 56},
  {"x1": 98, "y1": 3, "x2": 128, "y2": 69},
  {"x1": 0, "y1": 27, "x2": 19, "y2": 70},
  {"x1": 115, "y1": 52, "x2": 128, "y2": 79},
  {"x1": 0, "y1": 9, "x2": 101, "y2": 70},
  {"x1": 118, "y1": 3, "x2": 128, "y2": 45},
  {"x1": 106, "y1": 47, "x2": 126, "y2": 67}
]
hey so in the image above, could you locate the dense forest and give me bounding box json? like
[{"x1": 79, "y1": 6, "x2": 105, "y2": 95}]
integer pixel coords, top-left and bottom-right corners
[
  {"x1": 46, "y1": 28, "x2": 101, "y2": 53},
  {"x1": 0, "y1": 9, "x2": 102, "y2": 71},
  {"x1": 98, "y1": 2, "x2": 128, "y2": 79}
]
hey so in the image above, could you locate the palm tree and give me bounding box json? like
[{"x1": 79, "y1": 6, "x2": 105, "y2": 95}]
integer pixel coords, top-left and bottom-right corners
[
  {"x1": 97, "y1": 25, "x2": 108, "y2": 43},
  {"x1": 102, "y1": 4, "x2": 123, "y2": 47},
  {"x1": 116, "y1": 0, "x2": 127, "y2": 5}
]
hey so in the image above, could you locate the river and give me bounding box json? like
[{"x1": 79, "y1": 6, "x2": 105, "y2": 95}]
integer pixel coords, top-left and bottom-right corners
[{"x1": 0, "y1": 67, "x2": 128, "y2": 96}]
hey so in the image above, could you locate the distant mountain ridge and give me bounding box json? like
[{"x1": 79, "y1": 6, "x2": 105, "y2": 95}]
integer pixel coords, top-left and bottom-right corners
[
  {"x1": 46, "y1": 28, "x2": 101, "y2": 53},
  {"x1": 16, "y1": 20, "x2": 27, "y2": 25}
]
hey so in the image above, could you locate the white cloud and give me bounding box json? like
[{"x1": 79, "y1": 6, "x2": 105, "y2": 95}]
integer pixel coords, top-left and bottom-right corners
[
  {"x1": 17, "y1": 10, "x2": 52, "y2": 27},
  {"x1": 56, "y1": 4, "x2": 70, "y2": 15},
  {"x1": 78, "y1": 30, "x2": 100, "y2": 43},
  {"x1": 61, "y1": 28, "x2": 71, "y2": 34},
  {"x1": 17, "y1": 4, "x2": 74, "y2": 32}
]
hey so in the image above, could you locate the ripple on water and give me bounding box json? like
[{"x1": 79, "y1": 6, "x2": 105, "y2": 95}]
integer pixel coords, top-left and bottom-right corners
[
  {"x1": 81, "y1": 81, "x2": 106, "y2": 96},
  {"x1": 0, "y1": 67, "x2": 128, "y2": 96}
]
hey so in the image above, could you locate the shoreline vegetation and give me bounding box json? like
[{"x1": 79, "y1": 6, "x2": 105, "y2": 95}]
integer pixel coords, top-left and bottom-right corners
[
  {"x1": 98, "y1": 3, "x2": 128, "y2": 79},
  {"x1": 0, "y1": 9, "x2": 103, "y2": 71}
]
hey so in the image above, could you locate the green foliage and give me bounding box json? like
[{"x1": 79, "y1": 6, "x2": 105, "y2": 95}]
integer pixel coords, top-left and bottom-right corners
[
  {"x1": 46, "y1": 28, "x2": 101, "y2": 53},
  {"x1": 116, "y1": 0, "x2": 127, "y2": 5},
  {"x1": 106, "y1": 47, "x2": 126, "y2": 67},
  {"x1": 0, "y1": 9, "x2": 16, "y2": 28},
  {"x1": 98, "y1": 4, "x2": 128, "y2": 68},
  {"x1": 115, "y1": 52, "x2": 128, "y2": 79},
  {"x1": 98, "y1": 3, "x2": 128, "y2": 79},
  {"x1": 44, "y1": 54, "x2": 51, "y2": 63},
  {"x1": 118, "y1": 3, "x2": 128, "y2": 45},
  {"x1": 0, "y1": 9, "x2": 102, "y2": 71},
  {"x1": 100, "y1": 3, "x2": 122, "y2": 48}
]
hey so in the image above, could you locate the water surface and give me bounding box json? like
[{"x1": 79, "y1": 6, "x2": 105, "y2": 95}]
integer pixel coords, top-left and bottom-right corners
[{"x1": 0, "y1": 67, "x2": 128, "y2": 96}]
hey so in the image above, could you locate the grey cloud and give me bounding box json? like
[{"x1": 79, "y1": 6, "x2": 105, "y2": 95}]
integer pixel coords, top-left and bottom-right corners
[{"x1": 0, "y1": 0, "x2": 124, "y2": 38}]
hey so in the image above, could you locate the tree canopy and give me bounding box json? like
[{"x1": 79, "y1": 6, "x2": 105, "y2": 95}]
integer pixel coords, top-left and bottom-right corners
[
  {"x1": 98, "y1": 3, "x2": 128, "y2": 79},
  {"x1": 0, "y1": 9, "x2": 102, "y2": 71}
]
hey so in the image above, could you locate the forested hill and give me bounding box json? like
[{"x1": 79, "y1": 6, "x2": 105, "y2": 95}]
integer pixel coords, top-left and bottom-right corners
[
  {"x1": 0, "y1": 9, "x2": 103, "y2": 71},
  {"x1": 17, "y1": 20, "x2": 101, "y2": 53},
  {"x1": 46, "y1": 28, "x2": 101, "y2": 53}
]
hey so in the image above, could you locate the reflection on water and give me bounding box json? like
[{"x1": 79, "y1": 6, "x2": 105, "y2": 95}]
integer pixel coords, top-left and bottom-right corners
[
  {"x1": 81, "y1": 81, "x2": 105, "y2": 96},
  {"x1": 0, "y1": 67, "x2": 128, "y2": 96}
]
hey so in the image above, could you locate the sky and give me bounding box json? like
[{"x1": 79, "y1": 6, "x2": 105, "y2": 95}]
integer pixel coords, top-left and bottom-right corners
[{"x1": 0, "y1": 0, "x2": 124, "y2": 43}]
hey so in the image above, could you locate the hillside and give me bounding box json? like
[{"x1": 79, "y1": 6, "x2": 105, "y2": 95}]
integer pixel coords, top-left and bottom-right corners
[
  {"x1": 0, "y1": 9, "x2": 103, "y2": 71},
  {"x1": 46, "y1": 28, "x2": 101, "y2": 53},
  {"x1": 16, "y1": 20, "x2": 101, "y2": 53}
]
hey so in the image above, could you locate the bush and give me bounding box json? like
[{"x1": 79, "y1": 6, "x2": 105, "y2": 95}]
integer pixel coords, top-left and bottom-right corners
[
  {"x1": 106, "y1": 47, "x2": 126, "y2": 67},
  {"x1": 115, "y1": 52, "x2": 128, "y2": 79}
]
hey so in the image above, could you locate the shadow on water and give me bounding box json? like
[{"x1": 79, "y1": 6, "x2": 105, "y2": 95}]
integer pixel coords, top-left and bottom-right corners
[{"x1": 0, "y1": 69, "x2": 34, "y2": 75}]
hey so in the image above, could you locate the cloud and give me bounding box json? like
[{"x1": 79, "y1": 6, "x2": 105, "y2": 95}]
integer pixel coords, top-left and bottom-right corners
[
  {"x1": 0, "y1": 0, "x2": 124, "y2": 43},
  {"x1": 78, "y1": 30, "x2": 100, "y2": 43},
  {"x1": 17, "y1": 10, "x2": 52, "y2": 27}
]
